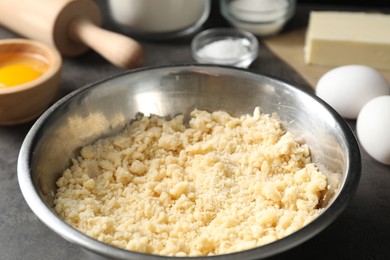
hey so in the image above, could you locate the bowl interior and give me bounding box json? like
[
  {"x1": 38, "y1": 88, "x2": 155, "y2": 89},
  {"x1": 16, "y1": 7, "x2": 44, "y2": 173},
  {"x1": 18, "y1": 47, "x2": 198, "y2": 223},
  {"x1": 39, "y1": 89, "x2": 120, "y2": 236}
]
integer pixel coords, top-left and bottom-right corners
[{"x1": 19, "y1": 65, "x2": 360, "y2": 259}]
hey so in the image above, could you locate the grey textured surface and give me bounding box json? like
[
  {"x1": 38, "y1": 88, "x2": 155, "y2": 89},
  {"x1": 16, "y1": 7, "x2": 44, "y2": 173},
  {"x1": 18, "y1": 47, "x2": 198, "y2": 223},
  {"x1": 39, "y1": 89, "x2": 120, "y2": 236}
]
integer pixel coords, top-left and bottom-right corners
[{"x1": 0, "y1": 1, "x2": 389, "y2": 260}]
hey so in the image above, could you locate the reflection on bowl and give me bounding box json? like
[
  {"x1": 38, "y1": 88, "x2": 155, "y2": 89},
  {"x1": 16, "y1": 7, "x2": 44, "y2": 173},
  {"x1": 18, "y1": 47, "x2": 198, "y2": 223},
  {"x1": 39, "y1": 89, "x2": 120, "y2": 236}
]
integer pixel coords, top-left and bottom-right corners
[{"x1": 18, "y1": 65, "x2": 360, "y2": 259}]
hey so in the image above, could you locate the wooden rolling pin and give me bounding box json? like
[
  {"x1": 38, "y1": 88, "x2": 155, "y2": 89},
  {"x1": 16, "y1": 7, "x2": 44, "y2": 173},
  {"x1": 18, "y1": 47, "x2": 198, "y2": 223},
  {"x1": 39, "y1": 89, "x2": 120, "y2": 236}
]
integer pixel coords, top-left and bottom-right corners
[{"x1": 0, "y1": 0, "x2": 143, "y2": 69}]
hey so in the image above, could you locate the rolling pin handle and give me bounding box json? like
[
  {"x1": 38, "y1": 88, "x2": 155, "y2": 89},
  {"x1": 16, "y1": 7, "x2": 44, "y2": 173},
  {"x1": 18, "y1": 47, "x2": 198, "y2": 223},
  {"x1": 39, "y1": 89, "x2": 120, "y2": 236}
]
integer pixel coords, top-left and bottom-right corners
[{"x1": 69, "y1": 16, "x2": 144, "y2": 69}]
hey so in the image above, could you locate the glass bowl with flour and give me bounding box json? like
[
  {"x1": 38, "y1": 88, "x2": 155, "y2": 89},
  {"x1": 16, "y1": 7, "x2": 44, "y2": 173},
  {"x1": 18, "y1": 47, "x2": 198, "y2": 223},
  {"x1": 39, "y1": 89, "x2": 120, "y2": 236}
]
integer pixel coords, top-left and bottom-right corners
[{"x1": 220, "y1": 0, "x2": 296, "y2": 36}]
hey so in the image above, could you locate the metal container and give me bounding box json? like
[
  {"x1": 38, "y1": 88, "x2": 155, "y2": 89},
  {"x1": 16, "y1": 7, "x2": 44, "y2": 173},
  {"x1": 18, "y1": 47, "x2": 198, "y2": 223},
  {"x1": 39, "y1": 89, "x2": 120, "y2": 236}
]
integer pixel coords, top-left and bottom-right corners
[
  {"x1": 108, "y1": 0, "x2": 211, "y2": 40},
  {"x1": 18, "y1": 65, "x2": 361, "y2": 259}
]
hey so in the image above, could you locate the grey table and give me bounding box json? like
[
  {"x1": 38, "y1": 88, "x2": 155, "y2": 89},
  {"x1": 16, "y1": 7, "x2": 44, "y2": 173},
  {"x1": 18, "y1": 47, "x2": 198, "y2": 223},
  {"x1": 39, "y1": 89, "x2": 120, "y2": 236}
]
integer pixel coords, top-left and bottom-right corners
[{"x1": 1, "y1": 2, "x2": 389, "y2": 260}]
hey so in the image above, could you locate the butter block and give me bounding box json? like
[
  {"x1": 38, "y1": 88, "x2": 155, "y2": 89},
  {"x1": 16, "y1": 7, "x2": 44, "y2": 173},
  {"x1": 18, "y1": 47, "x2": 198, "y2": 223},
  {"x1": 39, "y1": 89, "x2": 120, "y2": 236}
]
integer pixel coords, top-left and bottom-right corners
[{"x1": 304, "y1": 11, "x2": 390, "y2": 70}]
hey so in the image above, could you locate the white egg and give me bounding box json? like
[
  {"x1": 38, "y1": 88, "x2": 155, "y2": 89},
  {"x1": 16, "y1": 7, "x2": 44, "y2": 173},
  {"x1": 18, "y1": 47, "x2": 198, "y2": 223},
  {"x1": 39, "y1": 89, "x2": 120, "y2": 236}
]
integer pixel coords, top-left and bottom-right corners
[
  {"x1": 357, "y1": 95, "x2": 390, "y2": 165},
  {"x1": 316, "y1": 65, "x2": 389, "y2": 119}
]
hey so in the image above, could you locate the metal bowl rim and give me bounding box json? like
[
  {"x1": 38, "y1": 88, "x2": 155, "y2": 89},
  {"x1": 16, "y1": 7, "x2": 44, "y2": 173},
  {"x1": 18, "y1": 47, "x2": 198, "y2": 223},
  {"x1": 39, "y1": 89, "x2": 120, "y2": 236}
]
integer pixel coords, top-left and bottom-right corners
[{"x1": 17, "y1": 64, "x2": 361, "y2": 259}]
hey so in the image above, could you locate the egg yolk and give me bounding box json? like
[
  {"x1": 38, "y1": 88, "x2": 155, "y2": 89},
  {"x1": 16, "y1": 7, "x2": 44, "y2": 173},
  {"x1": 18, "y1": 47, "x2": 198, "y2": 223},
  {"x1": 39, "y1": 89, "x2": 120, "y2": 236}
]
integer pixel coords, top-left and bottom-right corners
[
  {"x1": 0, "y1": 53, "x2": 49, "y2": 88},
  {"x1": 0, "y1": 64, "x2": 42, "y2": 87}
]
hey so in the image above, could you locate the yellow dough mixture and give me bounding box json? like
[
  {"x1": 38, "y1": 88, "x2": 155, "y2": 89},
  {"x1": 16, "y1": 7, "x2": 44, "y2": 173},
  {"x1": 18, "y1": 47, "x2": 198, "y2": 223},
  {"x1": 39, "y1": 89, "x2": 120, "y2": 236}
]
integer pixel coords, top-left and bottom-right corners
[{"x1": 54, "y1": 108, "x2": 327, "y2": 256}]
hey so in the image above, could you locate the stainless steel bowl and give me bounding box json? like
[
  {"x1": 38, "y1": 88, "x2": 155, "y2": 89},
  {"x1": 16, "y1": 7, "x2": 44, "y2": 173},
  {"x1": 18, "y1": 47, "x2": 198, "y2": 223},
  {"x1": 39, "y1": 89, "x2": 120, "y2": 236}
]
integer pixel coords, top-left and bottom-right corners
[{"x1": 18, "y1": 65, "x2": 361, "y2": 259}]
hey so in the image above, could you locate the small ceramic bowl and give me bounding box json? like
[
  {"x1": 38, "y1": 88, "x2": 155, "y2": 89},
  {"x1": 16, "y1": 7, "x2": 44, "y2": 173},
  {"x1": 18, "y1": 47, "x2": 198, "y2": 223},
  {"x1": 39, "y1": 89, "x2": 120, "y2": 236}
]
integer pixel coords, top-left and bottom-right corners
[
  {"x1": 191, "y1": 28, "x2": 258, "y2": 68},
  {"x1": 0, "y1": 38, "x2": 61, "y2": 125}
]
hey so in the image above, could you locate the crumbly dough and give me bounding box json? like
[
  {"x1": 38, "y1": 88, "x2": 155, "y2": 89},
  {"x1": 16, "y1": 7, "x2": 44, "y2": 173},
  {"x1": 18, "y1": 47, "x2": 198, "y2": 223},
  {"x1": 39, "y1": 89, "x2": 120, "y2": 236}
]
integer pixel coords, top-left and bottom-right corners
[{"x1": 54, "y1": 108, "x2": 327, "y2": 256}]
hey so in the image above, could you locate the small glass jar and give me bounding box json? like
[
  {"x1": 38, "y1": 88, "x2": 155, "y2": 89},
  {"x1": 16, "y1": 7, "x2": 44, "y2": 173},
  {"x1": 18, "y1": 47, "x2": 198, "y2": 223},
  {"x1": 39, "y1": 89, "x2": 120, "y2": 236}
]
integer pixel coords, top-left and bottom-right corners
[
  {"x1": 108, "y1": 0, "x2": 211, "y2": 40},
  {"x1": 220, "y1": 0, "x2": 296, "y2": 36},
  {"x1": 191, "y1": 28, "x2": 258, "y2": 68}
]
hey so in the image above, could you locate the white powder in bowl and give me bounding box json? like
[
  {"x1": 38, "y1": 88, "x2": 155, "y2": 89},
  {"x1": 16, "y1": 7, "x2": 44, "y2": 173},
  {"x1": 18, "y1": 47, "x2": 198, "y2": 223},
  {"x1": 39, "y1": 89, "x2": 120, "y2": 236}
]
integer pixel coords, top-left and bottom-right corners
[{"x1": 197, "y1": 38, "x2": 250, "y2": 60}]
